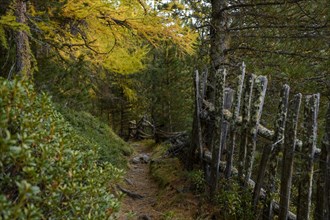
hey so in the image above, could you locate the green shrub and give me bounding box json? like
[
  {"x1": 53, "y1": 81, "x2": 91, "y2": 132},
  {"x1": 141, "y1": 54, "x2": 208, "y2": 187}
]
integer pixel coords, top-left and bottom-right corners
[
  {"x1": 187, "y1": 169, "x2": 205, "y2": 193},
  {"x1": 215, "y1": 180, "x2": 254, "y2": 219},
  {"x1": 0, "y1": 78, "x2": 123, "y2": 219}
]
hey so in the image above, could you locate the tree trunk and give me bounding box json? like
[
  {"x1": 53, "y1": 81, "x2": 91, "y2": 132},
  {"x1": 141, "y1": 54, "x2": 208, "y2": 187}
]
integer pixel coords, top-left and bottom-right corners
[
  {"x1": 210, "y1": 0, "x2": 230, "y2": 72},
  {"x1": 204, "y1": 0, "x2": 231, "y2": 148},
  {"x1": 15, "y1": 0, "x2": 31, "y2": 78}
]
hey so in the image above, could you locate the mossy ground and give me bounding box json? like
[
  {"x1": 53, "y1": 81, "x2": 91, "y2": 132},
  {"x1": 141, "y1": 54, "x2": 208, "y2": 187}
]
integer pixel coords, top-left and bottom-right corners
[{"x1": 58, "y1": 108, "x2": 133, "y2": 169}]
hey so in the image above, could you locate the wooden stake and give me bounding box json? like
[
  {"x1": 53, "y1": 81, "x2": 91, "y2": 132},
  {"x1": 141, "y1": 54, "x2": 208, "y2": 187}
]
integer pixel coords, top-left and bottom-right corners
[
  {"x1": 225, "y1": 62, "x2": 245, "y2": 178},
  {"x1": 238, "y1": 74, "x2": 255, "y2": 181},
  {"x1": 315, "y1": 102, "x2": 330, "y2": 220},
  {"x1": 244, "y1": 76, "x2": 268, "y2": 185},
  {"x1": 210, "y1": 68, "x2": 226, "y2": 196},
  {"x1": 279, "y1": 93, "x2": 302, "y2": 220},
  {"x1": 297, "y1": 94, "x2": 320, "y2": 220}
]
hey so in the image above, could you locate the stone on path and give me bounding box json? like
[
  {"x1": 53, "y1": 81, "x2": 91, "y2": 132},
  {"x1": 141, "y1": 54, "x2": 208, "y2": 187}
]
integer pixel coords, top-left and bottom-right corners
[{"x1": 131, "y1": 154, "x2": 150, "y2": 164}]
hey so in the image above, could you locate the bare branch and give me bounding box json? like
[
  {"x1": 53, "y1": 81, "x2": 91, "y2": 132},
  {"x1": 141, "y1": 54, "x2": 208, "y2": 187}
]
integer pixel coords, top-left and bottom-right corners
[
  {"x1": 227, "y1": 46, "x2": 328, "y2": 60},
  {"x1": 219, "y1": 0, "x2": 303, "y2": 13}
]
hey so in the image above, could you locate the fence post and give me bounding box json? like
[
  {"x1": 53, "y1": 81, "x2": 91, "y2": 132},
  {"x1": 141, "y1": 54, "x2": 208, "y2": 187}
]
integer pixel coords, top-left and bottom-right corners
[
  {"x1": 195, "y1": 70, "x2": 203, "y2": 161},
  {"x1": 238, "y1": 74, "x2": 255, "y2": 181},
  {"x1": 315, "y1": 103, "x2": 330, "y2": 219},
  {"x1": 200, "y1": 68, "x2": 209, "y2": 103},
  {"x1": 297, "y1": 94, "x2": 320, "y2": 220},
  {"x1": 220, "y1": 88, "x2": 234, "y2": 160},
  {"x1": 253, "y1": 85, "x2": 290, "y2": 211},
  {"x1": 209, "y1": 68, "x2": 226, "y2": 196},
  {"x1": 244, "y1": 76, "x2": 268, "y2": 186},
  {"x1": 225, "y1": 62, "x2": 245, "y2": 178},
  {"x1": 187, "y1": 70, "x2": 204, "y2": 170},
  {"x1": 279, "y1": 93, "x2": 302, "y2": 220}
]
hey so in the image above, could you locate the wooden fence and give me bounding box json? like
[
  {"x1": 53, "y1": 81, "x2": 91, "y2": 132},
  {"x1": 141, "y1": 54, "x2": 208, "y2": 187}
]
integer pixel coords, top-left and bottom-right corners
[
  {"x1": 190, "y1": 63, "x2": 329, "y2": 220},
  {"x1": 129, "y1": 116, "x2": 187, "y2": 143}
]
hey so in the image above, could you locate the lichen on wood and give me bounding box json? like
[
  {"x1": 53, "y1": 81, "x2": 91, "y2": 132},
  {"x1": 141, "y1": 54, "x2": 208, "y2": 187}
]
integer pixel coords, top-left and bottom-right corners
[
  {"x1": 297, "y1": 93, "x2": 320, "y2": 220},
  {"x1": 243, "y1": 75, "x2": 268, "y2": 185},
  {"x1": 225, "y1": 62, "x2": 245, "y2": 178},
  {"x1": 209, "y1": 68, "x2": 226, "y2": 196},
  {"x1": 315, "y1": 103, "x2": 330, "y2": 219},
  {"x1": 238, "y1": 73, "x2": 255, "y2": 180},
  {"x1": 279, "y1": 93, "x2": 302, "y2": 220},
  {"x1": 253, "y1": 84, "x2": 290, "y2": 211}
]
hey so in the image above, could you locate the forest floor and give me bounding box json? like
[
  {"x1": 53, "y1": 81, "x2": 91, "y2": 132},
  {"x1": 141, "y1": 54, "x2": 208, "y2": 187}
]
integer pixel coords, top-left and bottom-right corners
[{"x1": 117, "y1": 141, "x2": 208, "y2": 220}]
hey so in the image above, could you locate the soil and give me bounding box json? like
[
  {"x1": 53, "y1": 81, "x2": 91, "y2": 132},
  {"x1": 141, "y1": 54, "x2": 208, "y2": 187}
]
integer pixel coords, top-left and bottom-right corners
[{"x1": 117, "y1": 142, "x2": 202, "y2": 220}]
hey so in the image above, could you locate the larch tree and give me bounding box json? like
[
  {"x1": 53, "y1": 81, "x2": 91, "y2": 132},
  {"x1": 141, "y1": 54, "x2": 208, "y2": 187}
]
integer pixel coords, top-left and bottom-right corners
[
  {"x1": 14, "y1": 0, "x2": 32, "y2": 77},
  {"x1": 0, "y1": 0, "x2": 196, "y2": 78},
  {"x1": 0, "y1": 0, "x2": 197, "y2": 124}
]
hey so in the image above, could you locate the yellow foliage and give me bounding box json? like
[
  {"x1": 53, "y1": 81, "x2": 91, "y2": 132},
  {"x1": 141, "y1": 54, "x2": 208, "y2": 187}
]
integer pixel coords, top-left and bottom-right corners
[
  {"x1": 31, "y1": 0, "x2": 196, "y2": 75},
  {"x1": 88, "y1": 88, "x2": 96, "y2": 99},
  {"x1": 0, "y1": 12, "x2": 30, "y2": 49}
]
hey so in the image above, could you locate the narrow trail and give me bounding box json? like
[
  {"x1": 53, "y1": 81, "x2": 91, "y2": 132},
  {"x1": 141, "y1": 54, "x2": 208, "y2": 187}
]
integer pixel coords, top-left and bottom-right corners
[
  {"x1": 118, "y1": 142, "x2": 162, "y2": 219},
  {"x1": 117, "y1": 142, "x2": 201, "y2": 220}
]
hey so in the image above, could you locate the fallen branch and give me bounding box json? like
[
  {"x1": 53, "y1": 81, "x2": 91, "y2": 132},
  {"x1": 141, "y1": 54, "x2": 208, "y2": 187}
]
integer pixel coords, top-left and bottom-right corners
[{"x1": 117, "y1": 185, "x2": 144, "y2": 200}]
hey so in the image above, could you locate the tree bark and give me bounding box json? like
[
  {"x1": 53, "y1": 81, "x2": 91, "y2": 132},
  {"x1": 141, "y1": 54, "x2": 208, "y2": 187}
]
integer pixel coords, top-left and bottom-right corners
[
  {"x1": 15, "y1": 0, "x2": 31, "y2": 78},
  {"x1": 204, "y1": 0, "x2": 231, "y2": 154},
  {"x1": 210, "y1": 0, "x2": 230, "y2": 72}
]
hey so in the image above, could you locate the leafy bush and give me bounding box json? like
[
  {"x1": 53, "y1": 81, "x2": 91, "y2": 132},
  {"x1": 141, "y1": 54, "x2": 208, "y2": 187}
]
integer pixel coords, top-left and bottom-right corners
[
  {"x1": 0, "y1": 78, "x2": 123, "y2": 219},
  {"x1": 215, "y1": 179, "x2": 254, "y2": 219},
  {"x1": 187, "y1": 169, "x2": 205, "y2": 193}
]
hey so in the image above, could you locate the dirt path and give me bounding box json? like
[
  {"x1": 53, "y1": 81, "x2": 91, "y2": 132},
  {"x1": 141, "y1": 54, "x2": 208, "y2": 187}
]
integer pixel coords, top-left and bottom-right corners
[
  {"x1": 117, "y1": 142, "x2": 202, "y2": 220},
  {"x1": 118, "y1": 142, "x2": 162, "y2": 219}
]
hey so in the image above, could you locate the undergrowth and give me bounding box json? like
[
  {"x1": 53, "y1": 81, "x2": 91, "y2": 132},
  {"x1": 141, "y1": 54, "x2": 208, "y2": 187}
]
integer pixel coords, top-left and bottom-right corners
[
  {"x1": 0, "y1": 78, "x2": 130, "y2": 219},
  {"x1": 215, "y1": 179, "x2": 255, "y2": 220},
  {"x1": 149, "y1": 142, "x2": 183, "y2": 188}
]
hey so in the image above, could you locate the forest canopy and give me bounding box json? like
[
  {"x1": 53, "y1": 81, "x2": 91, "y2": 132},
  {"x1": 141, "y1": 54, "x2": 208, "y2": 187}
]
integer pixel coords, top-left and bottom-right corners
[{"x1": 0, "y1": 0, "x2": 197, "y2": 76}]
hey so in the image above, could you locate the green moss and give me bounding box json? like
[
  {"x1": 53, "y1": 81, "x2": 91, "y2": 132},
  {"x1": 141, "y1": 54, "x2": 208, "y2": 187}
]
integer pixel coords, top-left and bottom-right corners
[
  {"x1": 151, "y1": 158, "x2": 182, "y2": 188},
  {"x1": 149, "y1": 142, "x2": 183, "y2": 188},
  {"x1": 57, "y1": 108, "x2": 133, "y2": 169}
]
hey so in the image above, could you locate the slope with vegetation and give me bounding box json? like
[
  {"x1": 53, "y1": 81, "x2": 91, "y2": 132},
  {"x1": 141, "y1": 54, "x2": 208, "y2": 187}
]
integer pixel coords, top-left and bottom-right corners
[{"x1": 0, "y1": 78, "x2": 131, "y2": 219}]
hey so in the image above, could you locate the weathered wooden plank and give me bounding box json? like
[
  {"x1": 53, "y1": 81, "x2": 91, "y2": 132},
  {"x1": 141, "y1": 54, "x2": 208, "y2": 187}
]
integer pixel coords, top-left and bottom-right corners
[
  {"x1": 238, "y1": 74, "x2": 255, "y2": 180},
  {"x1": 262, "y1": 85, "x2": 290, "y2": 219},
  {"x1": 200, "y1": 68, "x2": 209, "y2": 103},
  {"x1": 203, "y1": 102, "x2": 323, "y2": 158},
  {"x1": 220, "y1": 88, "x2": 234, "y2": 159},
  {"x1": 315, "y1": 103, "x2": 330, "y2": 220},
  {"x1": 195, "y1": 70, "x2": 203, "y2": 161},
  {"x1": 297, "y1": 94, "x2": 320, "y2": 220},
  {"x1": 253, "y1": 85, "x2": 290, "y2": 209},
  {"x1": 279, "y1": 93, "x2": 302, "y2": 220},
  {"x1": 187, "y1": 70, "x2": 205, "y2": 170},
  {"x1": 244, "y1": 76, "x2": 268, "y2": 186},
  {"x1": 253, "y1": 143, "x2": 272, "y2": 208},
  {"x1": 186, "y1": 70, "x2": 207, "y2": 170},
  {"x1": 225, "y1": 62, "x2": 246, "y2": 178},
  {"x1": 209, "y1": 68, "x2": 226, "y2": 195}
]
